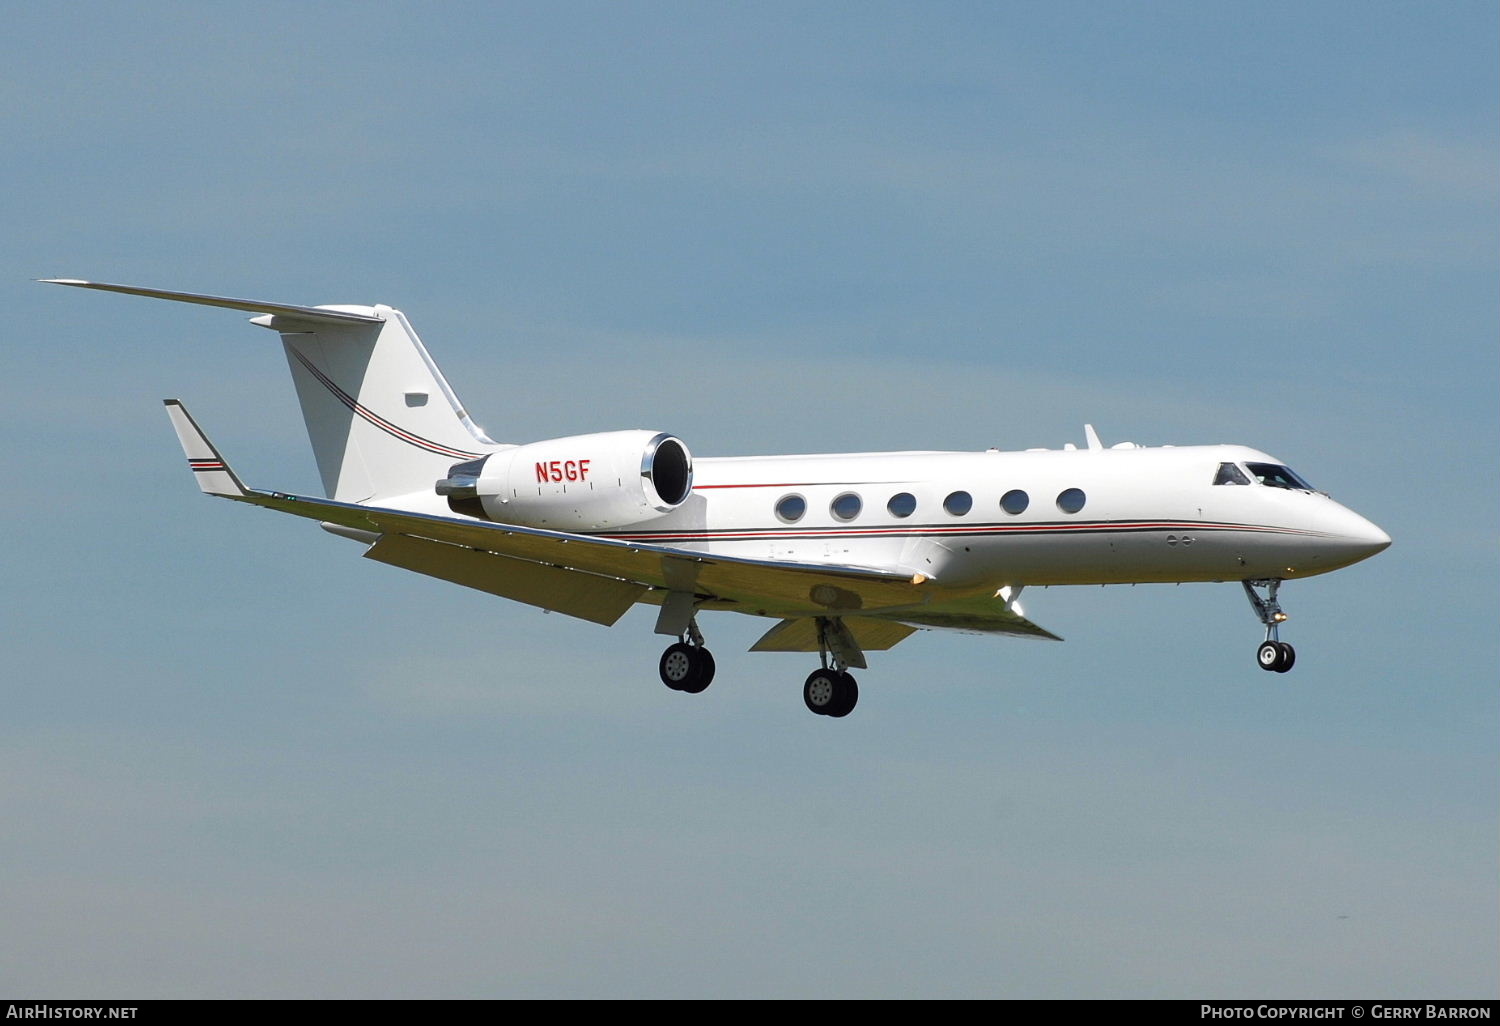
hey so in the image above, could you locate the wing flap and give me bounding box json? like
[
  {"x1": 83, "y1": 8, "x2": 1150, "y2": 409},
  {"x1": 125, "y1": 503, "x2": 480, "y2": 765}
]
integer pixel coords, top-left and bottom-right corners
[
  {"x1": 363, "y1": 533, "x2": 644, "y2": 626},
  {"x1": 750, "y1": 617, "x2": 919, "y2": 654}
]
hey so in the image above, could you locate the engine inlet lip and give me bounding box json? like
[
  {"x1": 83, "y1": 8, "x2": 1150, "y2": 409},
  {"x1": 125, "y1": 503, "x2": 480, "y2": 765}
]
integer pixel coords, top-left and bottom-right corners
[{"x1": 641, "y1": 432, "x2": 693, "y2": 509}]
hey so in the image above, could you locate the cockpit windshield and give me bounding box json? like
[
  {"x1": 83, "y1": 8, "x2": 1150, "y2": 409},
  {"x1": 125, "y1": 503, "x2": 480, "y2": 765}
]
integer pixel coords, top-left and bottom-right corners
[
  {"x1": 1246, "y1": 462, "x2": 1315, "y2": 490},
  {"x1": 1213, "y1": 462, "x2": 1251, "y2": 485}
]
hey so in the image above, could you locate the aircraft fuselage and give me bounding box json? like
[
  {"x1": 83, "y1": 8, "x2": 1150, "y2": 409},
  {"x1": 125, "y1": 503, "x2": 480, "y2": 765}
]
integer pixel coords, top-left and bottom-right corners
[{"x1": 603, "y1": 442, "x2": 1389, "y2": 590}]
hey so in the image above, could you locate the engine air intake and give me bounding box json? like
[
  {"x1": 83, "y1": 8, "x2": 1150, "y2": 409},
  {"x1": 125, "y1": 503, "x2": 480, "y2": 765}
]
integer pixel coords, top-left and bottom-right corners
[{"x1": 644, "y1": 434, "x2": 692, "y2": 507}]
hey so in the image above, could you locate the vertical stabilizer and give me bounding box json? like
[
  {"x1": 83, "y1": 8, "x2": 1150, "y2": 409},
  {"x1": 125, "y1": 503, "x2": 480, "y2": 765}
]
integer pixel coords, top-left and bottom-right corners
[{"x1": 255, "y1": 306, "x2": 500, "y2": 502}]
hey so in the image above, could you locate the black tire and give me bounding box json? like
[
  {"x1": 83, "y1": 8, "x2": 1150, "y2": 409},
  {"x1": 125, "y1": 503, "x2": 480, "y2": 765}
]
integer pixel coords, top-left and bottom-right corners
[
  {"x1": 803, "y1": 669, "x2": 841, "y2": 715},
  {"x1": 659, "y1": 642, "x2": 700, "y2": 691},
  {"x1": 825, "y1": 672, "x2": 858, "y2": 718},
  {"x1": 1273, "y1": 642, "x2": 1296, "y2": 673},
  {"x1": 680, "y1": 648, "x2": 715, "y2": 694},
  {"x1": 1257, "y1": 641, "x2": 1282, "y2": 672}
]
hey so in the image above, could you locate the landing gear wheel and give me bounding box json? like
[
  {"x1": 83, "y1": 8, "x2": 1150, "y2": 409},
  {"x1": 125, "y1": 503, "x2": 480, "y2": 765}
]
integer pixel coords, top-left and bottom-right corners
[
  {"x1": 660, "y1": 643, "x2": 714, "y2": 693},
  {"x1": 681, "y1": 648, "x2": 715, "y2": 693},
  {"x1": 804, "y1": 669, "x2": 858, "y2": 717},
  {"x1": 660, "y1": 643, "x2": 694, "y2": 690},
  {"x1": 1257, "y1": 640, "x2": 1296, "y2": 672},
  {"x1": 803, "y1": 669, "x2": 840, "y2": 715},
  {"x1": 826, "y1": 672, "x2": 858, "y2": 718}
]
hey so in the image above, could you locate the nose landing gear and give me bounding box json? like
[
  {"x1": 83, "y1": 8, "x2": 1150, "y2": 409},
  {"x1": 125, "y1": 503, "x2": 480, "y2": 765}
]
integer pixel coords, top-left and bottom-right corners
[{"x1": 1244, "y1": 579, "x2": 1295, "y2": 672}]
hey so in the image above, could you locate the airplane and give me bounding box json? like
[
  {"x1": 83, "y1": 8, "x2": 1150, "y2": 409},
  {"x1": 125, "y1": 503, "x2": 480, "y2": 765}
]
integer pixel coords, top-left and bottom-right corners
[{"x1": 44, "y1": 279, "x2": 1392, "y2": 718}]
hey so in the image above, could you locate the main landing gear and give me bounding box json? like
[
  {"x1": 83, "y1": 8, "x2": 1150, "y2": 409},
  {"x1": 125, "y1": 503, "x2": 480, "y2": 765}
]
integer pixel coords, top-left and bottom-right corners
[
  {"x1": 658, "y1": 617, "x2": 715, "y2": 694},
  {"x1": 657, "y1": 614, "x2": 862, "y2": 717},
  {"x1": 1243, "y1": 579, "x2": 1296, "y2": 673},
  {"x1": 802, "y1": 617, "x2": 859, "y2": 718}
]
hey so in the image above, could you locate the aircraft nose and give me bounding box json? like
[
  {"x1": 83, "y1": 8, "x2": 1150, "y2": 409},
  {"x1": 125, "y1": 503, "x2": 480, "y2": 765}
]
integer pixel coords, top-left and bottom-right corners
[
  {"x1": 1362, "y1": 520, "x2": 1391, "y2": 554},
  {"x1": 1330, "y1": 506, "x2": 1391, "y2": 563}
]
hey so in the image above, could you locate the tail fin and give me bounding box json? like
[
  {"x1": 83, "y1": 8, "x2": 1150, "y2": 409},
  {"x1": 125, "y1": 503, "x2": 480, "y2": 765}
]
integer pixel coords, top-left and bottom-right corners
[
  {"x1": 43, "y1": 280, "x2": 502, "y2": 503},
  {"x1": 260, "y1": 304, "x2": 499, "y2": 502}
]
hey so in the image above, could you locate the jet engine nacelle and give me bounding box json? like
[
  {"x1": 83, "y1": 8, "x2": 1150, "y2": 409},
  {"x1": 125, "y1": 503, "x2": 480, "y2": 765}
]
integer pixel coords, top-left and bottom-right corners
[{"x1": 437, "y1": 430, "x2": 693, "y2": 529}]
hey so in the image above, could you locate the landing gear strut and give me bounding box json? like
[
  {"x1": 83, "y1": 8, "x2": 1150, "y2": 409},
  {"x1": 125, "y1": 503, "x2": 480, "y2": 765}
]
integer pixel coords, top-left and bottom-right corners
[
  {"x1": 659, "y1": 617, "x2": 715, "y2": 694},
  {"x1": 1243, "y1": 579, "x2": 1295, "y2": 673},
  {"x1": 803, "y1": 617, "x2": 859, "y2": 717}
]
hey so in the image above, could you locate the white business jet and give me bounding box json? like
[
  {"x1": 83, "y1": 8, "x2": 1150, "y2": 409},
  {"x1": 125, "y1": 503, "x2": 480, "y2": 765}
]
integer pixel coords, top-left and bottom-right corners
[{"x1": 46, "y1": 279, "x2": 1390, "y2": 718}]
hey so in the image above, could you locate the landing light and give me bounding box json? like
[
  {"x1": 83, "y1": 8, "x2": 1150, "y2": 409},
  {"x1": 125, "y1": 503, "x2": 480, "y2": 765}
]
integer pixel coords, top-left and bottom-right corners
[{"x1": 1273, "y1": 612, "x2": 1288, "y2": 623}]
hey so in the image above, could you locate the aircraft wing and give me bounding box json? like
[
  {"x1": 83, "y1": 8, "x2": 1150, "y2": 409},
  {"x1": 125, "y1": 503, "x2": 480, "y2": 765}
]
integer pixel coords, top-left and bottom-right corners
[
  {"x1": 322, "y1": 497, "x2": 927, "y2": 618},
  {"x1": 164, "y1": 399, "x2": 1061, "y2": 640}
]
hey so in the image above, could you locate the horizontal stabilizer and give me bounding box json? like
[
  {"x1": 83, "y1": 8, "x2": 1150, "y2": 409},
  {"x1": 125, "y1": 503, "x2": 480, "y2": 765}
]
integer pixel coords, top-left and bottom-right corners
[
  {"x1": 163, "y1": 400, "x2": 248, "y2": 498},
  {"x1": 40, "y1": 279, "x2": 383, "y2": 326}
]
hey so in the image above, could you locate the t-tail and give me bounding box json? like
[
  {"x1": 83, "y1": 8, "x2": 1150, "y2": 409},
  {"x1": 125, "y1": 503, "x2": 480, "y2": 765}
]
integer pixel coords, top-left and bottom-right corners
[{"x1": 41, "y1": 279, "x2": 503, "y2": 503}]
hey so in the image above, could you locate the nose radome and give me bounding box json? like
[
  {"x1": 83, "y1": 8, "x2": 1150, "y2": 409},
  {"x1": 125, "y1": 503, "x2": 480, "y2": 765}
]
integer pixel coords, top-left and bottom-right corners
[
  {"x1": 1358, "y1": 520, "x2": 1392, "y2": 555},
  {"x1": 1333, "y1": 506, "x2": 1391, "y2": 562}
]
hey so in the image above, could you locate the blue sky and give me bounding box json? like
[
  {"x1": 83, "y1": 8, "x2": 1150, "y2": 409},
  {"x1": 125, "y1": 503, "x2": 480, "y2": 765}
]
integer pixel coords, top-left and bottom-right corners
[{"x1": 4, "y1": 1, "x2": 1496, "y2": 997}]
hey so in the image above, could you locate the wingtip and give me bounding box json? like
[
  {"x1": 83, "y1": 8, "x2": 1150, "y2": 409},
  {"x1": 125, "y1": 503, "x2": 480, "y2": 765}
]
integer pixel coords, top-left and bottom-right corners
[{"x1": 163, "y1": 400, "x2": 248, "y2": 498}]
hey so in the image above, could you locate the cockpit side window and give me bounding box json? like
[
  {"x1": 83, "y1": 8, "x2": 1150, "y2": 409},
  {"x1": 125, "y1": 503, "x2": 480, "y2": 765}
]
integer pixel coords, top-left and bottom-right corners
[
  {"x1": 1213, "y1": 462, "x2": 1250, "y2": 486},
  {"x1": 1246, "y1": 462, "x2": 1314, "y2": 490}
]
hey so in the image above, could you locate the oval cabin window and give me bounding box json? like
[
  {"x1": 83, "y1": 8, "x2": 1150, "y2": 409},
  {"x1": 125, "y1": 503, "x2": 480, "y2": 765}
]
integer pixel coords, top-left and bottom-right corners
[
  {"x1": 775, "y1": 494, "x2": 807, "y2": 523},
  {"x1": 943, "y1": 491, "x2": 973, "y2": 516},
  {"x1": 830, "y1": 492, "x2": 863, "y2": 522},
  {"x1": 887, "y1": 492, "x2": 916, "y2": 518},
  {"x1": 1000, "y1": 489, "x2": 1029, "y2": 515}
]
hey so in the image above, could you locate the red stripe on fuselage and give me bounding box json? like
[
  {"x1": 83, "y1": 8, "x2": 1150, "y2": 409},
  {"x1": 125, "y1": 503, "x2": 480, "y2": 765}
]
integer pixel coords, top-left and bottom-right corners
[{"x1": 600, "y1": 521, "x2": 1320, "y2": 543}]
